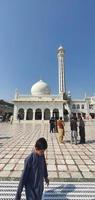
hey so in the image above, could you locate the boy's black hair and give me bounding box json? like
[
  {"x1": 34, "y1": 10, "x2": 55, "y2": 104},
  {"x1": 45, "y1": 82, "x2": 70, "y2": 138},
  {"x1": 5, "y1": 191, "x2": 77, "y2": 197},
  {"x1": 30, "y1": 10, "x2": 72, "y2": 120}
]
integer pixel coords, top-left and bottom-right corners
[{"x1": 35, "y1": 137, "x2": 48, "y2": 150}]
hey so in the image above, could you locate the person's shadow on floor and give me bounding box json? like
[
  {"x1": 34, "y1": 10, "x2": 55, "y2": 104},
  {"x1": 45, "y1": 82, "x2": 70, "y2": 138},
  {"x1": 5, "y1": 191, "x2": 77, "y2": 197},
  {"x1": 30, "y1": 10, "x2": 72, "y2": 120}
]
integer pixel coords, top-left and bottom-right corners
[{"x1": 43, "y1": 183, "x2": 76, "y2": 200}]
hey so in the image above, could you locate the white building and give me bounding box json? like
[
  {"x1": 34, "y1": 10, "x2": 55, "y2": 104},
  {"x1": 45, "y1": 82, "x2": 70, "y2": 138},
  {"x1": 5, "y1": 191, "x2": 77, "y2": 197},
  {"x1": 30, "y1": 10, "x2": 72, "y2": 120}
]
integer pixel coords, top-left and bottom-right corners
[
  {"x1": 13, "y1": 46, "x2": 67, "y2": 121},
  {"x1": 71, "y1": 96, "x2": 95, "y2": 119},
  {"x1": 13, "y1": 46, "x2": 95, "y2": 121}
]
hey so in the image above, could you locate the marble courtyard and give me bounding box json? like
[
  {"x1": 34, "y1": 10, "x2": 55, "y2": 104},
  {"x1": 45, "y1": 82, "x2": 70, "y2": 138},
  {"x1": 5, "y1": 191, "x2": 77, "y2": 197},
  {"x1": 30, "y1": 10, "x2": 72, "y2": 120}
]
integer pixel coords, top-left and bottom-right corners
[{"x1": 0, "y1": 121, "x2": 95, "y2": 199}]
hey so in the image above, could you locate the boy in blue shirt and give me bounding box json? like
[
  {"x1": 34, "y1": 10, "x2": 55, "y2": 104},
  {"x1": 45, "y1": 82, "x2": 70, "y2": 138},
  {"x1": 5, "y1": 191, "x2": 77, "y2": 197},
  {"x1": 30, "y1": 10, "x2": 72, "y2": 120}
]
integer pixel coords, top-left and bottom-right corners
[{"x1": 15, "y1": 137, "x2": 49, "y2": 200}]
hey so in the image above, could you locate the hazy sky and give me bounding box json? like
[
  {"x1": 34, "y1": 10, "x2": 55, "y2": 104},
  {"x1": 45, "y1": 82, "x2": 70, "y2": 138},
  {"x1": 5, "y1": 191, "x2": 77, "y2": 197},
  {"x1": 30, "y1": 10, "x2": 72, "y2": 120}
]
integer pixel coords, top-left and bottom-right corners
[{"x1": 0, "y1": 0, "x2": 95, "y2": 101}]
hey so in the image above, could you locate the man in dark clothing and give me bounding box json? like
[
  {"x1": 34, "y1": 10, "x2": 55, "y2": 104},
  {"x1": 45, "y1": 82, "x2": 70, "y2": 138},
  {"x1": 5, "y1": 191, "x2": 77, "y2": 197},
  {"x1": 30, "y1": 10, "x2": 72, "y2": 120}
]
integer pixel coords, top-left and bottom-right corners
[
  {"x1": 79, "y1": 117, "x2": 85, "y2": 144},
  {"x1": 15, "y1": 138, "x2": 49, "y2": 200},
  {"x1": 70, "y1": 117, "x2": 78, "y2": 145},
  {"x1": 17, "y1": 113, "x2": 21, "y2": 123},
  {"x1": 49, "y1": 117, "x2": 55, "y2": 133}
]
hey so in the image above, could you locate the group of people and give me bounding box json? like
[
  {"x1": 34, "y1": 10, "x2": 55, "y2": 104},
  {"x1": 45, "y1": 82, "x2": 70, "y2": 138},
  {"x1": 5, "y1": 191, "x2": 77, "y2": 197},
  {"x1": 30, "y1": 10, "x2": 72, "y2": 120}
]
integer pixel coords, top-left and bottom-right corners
[
  {"x1": 49, "y1": 116, "x2": 65, "y2": 143},
  {"x1": 70, "y1": 116, "x2": 85, "y2": 144},
  {"x1": 49, "y1": 116, "x2": 85, "y2": 145}
]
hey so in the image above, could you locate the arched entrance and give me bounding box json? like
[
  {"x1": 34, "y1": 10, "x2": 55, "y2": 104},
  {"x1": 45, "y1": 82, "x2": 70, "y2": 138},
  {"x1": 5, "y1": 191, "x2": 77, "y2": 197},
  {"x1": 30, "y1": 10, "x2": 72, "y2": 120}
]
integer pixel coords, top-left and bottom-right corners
[
  {"x1": 82, "y1": 113, "x2": 86, "y2": 119},
  {"x1": 90, "y1": 113, "x2": 95, "y2": 119},
  {"x1": 78, "y1": 113, "x2": 81, "y2": 119},
  {"x1": 35, "y1": 109, "x2": 42, "y2": 120},
  {"x1": 26, "y1": 109, "x2": 33, "y2": 120},
  {"x1": 53, "y1": 109, "x2": 59, "y2": 119},
  {"x1": 18, "y1": 108, "x2": 24, "y2": 120},
  {"x1": 64, "y1": 109, "x2": 69, "y2": 121},
  {"x1": 44, "y1": 109, "x2": 50, "y2": 120}
]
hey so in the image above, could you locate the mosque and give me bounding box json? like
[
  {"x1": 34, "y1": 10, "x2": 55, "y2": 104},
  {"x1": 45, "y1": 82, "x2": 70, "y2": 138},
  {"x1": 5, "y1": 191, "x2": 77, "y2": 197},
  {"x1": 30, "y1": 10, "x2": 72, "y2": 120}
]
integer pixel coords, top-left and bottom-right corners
[
  {"x1": 13, "y1": 46, "x2": 69, "y2": 121},
  {"x1": 13, "y1": 46, "x2": 95, "y2": 121}
]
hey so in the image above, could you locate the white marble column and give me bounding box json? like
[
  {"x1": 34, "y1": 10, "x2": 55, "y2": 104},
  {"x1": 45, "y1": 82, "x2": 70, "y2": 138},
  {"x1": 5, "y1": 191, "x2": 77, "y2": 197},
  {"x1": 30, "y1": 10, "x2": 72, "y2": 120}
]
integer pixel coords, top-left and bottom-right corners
[
  {"x1": 42, "y1": 109, "x2": 44, "y2": 120},
  {"x1": 33, "y1": 110, "x2": 35, "y2": 120},
  {"x1": 50, "y1": 110, "x2": 53, "y2": 118},
  {"x1": 13, "y1": 105, "x2": 18, "y2": 120},
  {"x1": 76, "y1": 113, "x2": 78, "y2": 119},
  {"x1": 85, "y1": 100, "x2": 90, "y2": 117},
  {"x1": 24, "y1": 109, "x2": 27, "y2": 120},
  {"x1": 59, "y1": 109, "x2": 63, "y2": 119}
]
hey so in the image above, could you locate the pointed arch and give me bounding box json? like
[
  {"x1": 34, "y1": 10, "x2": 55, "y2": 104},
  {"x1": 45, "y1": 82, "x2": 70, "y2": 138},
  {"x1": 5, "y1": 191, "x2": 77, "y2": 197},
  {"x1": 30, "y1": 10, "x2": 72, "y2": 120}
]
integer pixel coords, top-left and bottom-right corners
[
  {"x1": 26, "y1": 109, "x2": 33, "y2": 120},
  {"x1": 53, "y1": 108, "x2": 59, "y2": 119},
  {"x1": 18, "y1": 108, "x2": 24, "y2": 120},
  {"x1": 35, "y1": 108, "x2": 42, "y2": 120},
  {"x1": 44, "y1": 108, "x2": 50, "y2": 120}
]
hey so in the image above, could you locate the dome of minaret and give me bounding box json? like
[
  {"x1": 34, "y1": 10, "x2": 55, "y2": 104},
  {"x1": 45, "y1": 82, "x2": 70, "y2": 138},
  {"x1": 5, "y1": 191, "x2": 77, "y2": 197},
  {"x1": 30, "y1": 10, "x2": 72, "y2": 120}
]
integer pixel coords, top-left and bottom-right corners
[
  {"x1": 58, "y1": 46, "x2": 64, "y2": 51},
  {"x1": 57, "y1": 46, "x2": 65, "y2": 54}
]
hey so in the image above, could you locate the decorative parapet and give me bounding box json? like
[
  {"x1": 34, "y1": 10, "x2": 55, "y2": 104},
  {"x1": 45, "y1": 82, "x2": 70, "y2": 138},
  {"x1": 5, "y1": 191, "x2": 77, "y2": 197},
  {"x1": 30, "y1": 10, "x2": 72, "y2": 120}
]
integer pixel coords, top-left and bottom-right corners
[{"x1": 13, "y1": 94, "x2": 67, "y2": 103}]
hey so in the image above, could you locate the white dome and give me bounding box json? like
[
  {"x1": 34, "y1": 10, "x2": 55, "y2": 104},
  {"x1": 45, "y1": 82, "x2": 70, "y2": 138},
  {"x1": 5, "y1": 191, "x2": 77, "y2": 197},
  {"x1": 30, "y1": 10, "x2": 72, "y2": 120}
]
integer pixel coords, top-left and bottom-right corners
[
  {"x1": 58, "y1": 46, "x2": 64, "y2": 51},
  {"x1": 31, "y1": 80, "x2": 51, "y2": 96}
]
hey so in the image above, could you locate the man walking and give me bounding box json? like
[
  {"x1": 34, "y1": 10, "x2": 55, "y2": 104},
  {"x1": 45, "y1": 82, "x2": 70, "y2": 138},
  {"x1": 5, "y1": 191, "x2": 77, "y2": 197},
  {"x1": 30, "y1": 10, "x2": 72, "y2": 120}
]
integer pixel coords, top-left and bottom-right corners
[
  {"x1": 70, "y1": 117, "x2": 78, "y2": 144},
  {"x1": 49, "y1": 116, "x2": 55, "y2": 133},
  {"x1": 79, "y1": 117, "x2": 85, "y2": 144}
]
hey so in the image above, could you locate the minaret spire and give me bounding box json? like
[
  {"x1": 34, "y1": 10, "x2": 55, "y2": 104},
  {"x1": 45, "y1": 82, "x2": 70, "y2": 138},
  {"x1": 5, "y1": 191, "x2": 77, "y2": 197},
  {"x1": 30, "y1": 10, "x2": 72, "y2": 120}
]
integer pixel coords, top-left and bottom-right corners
[{"x1": 57, "y1": 46, "x2": 65, "y2": 95}]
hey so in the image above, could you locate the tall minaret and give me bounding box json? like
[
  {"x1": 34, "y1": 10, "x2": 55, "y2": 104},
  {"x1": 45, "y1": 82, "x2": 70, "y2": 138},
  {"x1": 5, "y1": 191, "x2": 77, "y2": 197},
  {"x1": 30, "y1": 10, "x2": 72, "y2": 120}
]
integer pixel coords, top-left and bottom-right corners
[{"x1": 57, "y1": 46, "x2": 65, "y2": 95}]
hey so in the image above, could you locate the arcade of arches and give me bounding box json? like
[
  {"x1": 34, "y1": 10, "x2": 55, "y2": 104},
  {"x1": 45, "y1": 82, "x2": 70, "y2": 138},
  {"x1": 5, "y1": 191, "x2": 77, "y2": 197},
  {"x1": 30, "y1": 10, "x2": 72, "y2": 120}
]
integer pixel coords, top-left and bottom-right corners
[{"x1": 18, "y1": 108, "x2": 59, "y2": 120}]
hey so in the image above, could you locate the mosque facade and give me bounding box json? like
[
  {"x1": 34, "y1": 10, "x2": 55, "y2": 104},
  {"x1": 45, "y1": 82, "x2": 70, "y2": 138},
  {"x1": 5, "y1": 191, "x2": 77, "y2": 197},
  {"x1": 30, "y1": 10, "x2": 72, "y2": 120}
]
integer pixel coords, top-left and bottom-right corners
[
  {"x1": 13, "y1": 46, "x2": 68, "y2": 121},
  {"x1": 13, "y1": 46, "x2": 95, "y2": 121}
]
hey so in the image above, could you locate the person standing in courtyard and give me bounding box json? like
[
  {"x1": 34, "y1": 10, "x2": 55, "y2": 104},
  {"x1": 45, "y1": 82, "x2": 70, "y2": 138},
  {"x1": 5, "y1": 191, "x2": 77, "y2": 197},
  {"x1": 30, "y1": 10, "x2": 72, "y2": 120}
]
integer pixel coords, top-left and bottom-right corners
[
  {"x1": 10, "y1": 115, "x2": 13, "y2": 124},
  {"x1": 70, "y1": 117, "x2": 78, "y2": 145},
  {"x1": 57, "y1": 117, "x2": 65, "y2": 143},
  {"x1": 79, "y1": 116, "x2": 85, "y2": 144},
  {"x1": 54, "y1": 117, "x2": 58, "y2": 133},
  {"x1": 49, "y1": 116, "x2": 55, "y2": 133},
  {"x1": 17, "y1": 113, "x2": 21, "y2": 123},
  {"x1": 15, "y1": 137, "x2": 49, "y2": 200}
]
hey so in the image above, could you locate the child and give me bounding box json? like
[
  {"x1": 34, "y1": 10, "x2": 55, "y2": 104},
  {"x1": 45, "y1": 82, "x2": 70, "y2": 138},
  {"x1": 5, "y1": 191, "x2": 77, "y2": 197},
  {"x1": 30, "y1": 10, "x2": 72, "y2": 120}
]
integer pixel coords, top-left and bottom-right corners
[{"x1": 15, "y1": 137, "x2": 49, "y2": 200}]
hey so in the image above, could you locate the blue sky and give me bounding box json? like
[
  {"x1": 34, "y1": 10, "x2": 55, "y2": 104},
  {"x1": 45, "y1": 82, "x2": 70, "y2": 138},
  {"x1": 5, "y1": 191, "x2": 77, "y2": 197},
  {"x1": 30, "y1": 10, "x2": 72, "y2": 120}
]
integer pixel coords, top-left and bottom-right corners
[{"x1": 0, "y1": 0, "x2": 95, "y2": 101}]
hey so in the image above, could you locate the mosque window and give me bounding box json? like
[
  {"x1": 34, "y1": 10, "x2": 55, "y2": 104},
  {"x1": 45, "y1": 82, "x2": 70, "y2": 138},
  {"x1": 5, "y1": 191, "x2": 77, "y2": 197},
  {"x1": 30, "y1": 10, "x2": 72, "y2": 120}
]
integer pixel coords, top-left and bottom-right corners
[
  {"x1": 72, "y1": 104, "x2": 76, "y2": 109},
  {"x1": 89, "y1": 104, "x2": 93, "y2": 109},
  {"x1": 77, "y1": 104, "x2": 80, "y2": 109},
  {"x1": 0, "y1": 105, "x2": 3, "y2": 108},
  {"x1": 81, "y1": 104, "x2": 84, "y2": 109}
]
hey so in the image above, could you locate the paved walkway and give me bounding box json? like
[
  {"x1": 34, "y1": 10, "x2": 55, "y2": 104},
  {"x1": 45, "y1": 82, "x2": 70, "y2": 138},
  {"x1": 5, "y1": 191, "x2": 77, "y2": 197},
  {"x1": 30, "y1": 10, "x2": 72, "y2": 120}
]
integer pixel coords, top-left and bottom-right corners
[
  {"x1": 0, "y1": 181, "x2": 95, "y2": 200},
  {"x1": 0, "y1": 121, "x2": 95, "y2": 180}
]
